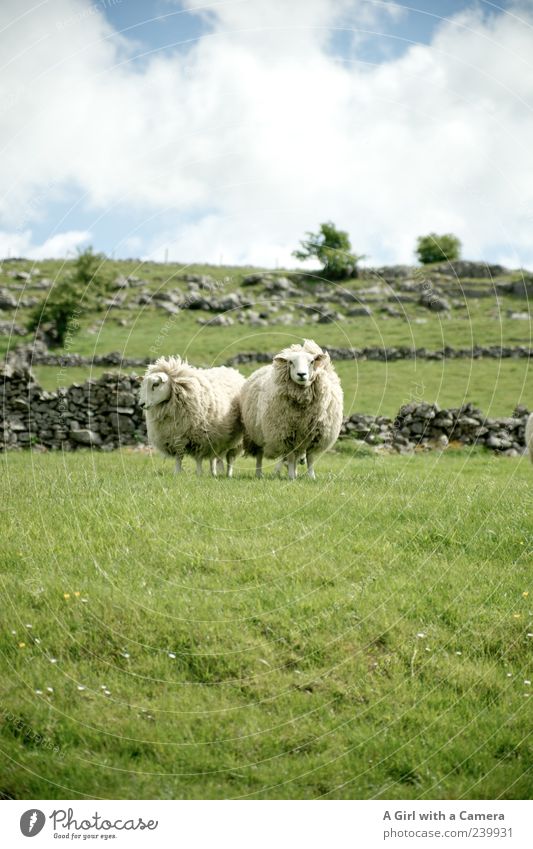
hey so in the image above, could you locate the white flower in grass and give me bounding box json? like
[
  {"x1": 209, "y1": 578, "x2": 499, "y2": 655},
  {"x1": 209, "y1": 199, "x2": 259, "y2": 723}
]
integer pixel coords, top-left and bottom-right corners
[
  {"x1": 121, "y1": 652, "x2": 130, "y2": 659},
  {"x1": 524, "y1": 680, "x2": 531, "y2": 686},
  {"x1": 77, "y1": 685, "x2": 86, "y2": 691},
  {"x1": 49, "y1": 657, "x2": 57, "y2": 664},
  {"x1": 104, "y1": 689, "x2": 111, "y2": 696},
  {"x1": 455, "y1": 651, "x2": 462, "y2": 656},
  {"x1": 416, "y1": 633, "x2": 426, "y2": 639},
  {"x1": 34, "y1": 638, "x2": 41, "y2": 644},
  {"x1": 35, "y1": 689, "x2": 43, "y2": 695},
  {"x1": 46, "y1": 687, "x2": 53, "y2": 693},
  {"x1": 168, "y1": 652, "x2": 176, "y2": 659}
]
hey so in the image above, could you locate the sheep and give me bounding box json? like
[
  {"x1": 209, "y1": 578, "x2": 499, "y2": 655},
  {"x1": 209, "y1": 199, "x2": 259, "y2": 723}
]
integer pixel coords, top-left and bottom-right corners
[
  {"x1": 239, "y1": 339, "x2": 344, "y2": 479},
  {"x1": 139, "y1": 356, "x2": 244, "y2": 476},
  {"x1": 526, "y1": 412, "x2": 533, "y2": 463}
]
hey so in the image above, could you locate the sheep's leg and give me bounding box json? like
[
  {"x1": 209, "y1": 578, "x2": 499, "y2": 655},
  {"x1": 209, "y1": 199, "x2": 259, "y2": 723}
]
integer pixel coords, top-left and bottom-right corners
[
  {"x1": 226, "y1": 450, "x2": 236, "y2": 478},
  {"x1": 274, "y1": 459, "x2": 284, "y2": 476},
  {"x1": 217, "y1": 458, "x2": 225, "y2": 475},
  {"x1": 255, "y1": 451, "x2": 263, "y2": 479},
  {"x1": 175, "y1": 456, "x2": 183, "y2": 474},
  {"x1": 287, "y1": 452, "x2": 297, "y2": 481},
  {"x1": 306, "y1": 452, "x2": 316, "y2": 480},
  {"x1": 210, "y1": 457, "x2": 218, "y2": 477},
  {"x1": 196, "y1": 458, "x2": 203, "y2": 476}
]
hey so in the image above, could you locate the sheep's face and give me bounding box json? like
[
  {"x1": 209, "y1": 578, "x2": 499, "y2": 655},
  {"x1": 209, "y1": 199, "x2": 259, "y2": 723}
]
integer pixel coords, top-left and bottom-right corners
[
  {"x1": 139, "y1": 372, "x2": 171, "y2": 409},
  {"x1": 274, "y1": 350, "x2": 327, "y2": 387}
]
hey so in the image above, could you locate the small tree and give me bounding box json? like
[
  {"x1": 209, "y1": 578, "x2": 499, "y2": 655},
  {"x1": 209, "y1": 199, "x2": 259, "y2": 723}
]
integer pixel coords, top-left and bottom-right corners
[
  {"x1": 293, "y1": 221, "x2": 365, "y2": 280},
  {"x1": 28, "y1": 247, "x2": 112, "y2": 347},
  {"x1": 416, "y1": 233, "x2": 462, "y2": 265}
]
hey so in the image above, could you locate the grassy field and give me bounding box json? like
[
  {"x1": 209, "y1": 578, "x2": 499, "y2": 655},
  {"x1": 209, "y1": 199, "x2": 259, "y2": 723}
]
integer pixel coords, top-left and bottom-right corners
[
  {"x1": 33, "y1": 357, "x2": 531, "y2": 417},
  {"x1": 1, "y1": 447, "x2": 532, "y2": 800}
]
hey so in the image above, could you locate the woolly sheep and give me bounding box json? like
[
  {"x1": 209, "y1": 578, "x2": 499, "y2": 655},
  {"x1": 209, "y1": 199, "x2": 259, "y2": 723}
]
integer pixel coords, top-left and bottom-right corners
[
  {"x1": 139, "y1": 356, "x2": 244, "y2": 476},
  {"x1": 239, "y1": 339, "x2": 344, "y2": 479},
  {"x1": 526, "y1": 412, "x2": 533, "y2": 463}
]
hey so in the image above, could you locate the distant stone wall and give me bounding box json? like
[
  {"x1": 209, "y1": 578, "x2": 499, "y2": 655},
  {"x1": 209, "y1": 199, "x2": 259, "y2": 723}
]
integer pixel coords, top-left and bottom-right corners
[
  {"x1": 1, "y1": 364, "x2": 529, "y2": 456},
  {"x1": 228, "y1": 345, "x2": 533, "y2": 365},
  {"x1": 8, "y1": 342, "x2": 533, "y2": 370}
]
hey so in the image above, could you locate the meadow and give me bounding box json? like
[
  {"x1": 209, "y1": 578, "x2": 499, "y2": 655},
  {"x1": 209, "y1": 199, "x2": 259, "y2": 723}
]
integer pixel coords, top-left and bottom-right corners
[
  {"x1": 1, "y1": 448, "x2": 532, "y2": 800},
  {"x1": 1, "y1": 258, "x2": 532, "y2": 800}
]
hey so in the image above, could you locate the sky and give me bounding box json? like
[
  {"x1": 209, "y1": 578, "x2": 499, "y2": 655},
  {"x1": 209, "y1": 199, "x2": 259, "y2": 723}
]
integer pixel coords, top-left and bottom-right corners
[{"x1": 0, "y1": 0, "x2": 532, "y2": 268}]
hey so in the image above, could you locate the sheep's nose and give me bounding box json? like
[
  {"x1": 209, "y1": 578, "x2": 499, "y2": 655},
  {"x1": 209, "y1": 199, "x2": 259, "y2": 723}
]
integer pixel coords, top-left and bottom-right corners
[{"x1": 297, "y1": 372, "x2": 307, "y2": 379}]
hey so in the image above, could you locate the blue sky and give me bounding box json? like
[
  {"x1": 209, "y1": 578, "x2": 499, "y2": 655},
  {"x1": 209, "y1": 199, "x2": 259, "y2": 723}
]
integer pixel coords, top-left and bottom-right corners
[{"x1": 1, "y1": 0, "x2": 532, "y2": 268}]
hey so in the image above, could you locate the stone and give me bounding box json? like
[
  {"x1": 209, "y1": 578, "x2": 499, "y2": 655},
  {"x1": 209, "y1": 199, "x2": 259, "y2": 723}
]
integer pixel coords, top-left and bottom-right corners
[
  {"x1": 69, "y1": 429, "x2": 102, "y2": 446},
  {"x1": 419, "y1": 291, "x2": 451, "y2": 311}
]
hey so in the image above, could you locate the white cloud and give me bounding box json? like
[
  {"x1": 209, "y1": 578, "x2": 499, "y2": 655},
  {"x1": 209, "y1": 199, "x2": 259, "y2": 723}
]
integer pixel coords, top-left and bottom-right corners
[
  {"x1": 0, "y1": 229, "x2": 91, "y2": 259},
  {"x1": 1, "y1": 0, "x2": 533, "y2": 267}
]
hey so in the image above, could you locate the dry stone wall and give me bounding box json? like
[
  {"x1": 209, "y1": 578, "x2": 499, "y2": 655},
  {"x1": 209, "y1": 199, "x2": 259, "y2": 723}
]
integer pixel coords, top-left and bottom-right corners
[{"x1": 1, "y1": 363, "x2": 529, "y2": 456}]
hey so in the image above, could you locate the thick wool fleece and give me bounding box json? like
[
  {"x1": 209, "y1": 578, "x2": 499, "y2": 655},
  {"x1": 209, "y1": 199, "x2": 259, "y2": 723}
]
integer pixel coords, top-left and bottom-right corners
[
  {"x1": 144, "y1": 357, "x2": 244, "y2": 460},
  {"x1": 239, "y1": 341, "x2": 344, "y2": 460}
]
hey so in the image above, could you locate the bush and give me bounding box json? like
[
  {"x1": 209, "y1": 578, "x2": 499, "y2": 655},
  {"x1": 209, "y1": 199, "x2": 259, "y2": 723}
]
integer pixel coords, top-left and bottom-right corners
[
  {"x1": 293, "y1": 222, "x2": 365, "y2": 280},
  {"x1": 416, "y1": 233, "x2": 462, "y2": 265},
  {"x1": 27, "y1": 248, "x2": 112, "y2": 347}
]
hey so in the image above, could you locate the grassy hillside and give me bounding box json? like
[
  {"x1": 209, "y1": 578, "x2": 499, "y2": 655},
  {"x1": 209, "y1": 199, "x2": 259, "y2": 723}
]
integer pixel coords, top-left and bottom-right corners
[
  {"x1": 1, "y1": 448, "x2": 532, "y2": 800},
  {"x1": 2, "y1": 256, "x2": 532, "y2": 416}
]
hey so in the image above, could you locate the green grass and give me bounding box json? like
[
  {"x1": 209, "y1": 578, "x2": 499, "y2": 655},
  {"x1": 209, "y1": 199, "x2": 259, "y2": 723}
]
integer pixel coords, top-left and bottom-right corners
[
  {"x1": 1, "y1": 258, "x2": 532, "y2": 364},
  {"x1": 33, "y1": 357, "x2": 531, "y2": 418},
  {"x1": 1, "y1": 448, "x2": 532, "y2": 800}
]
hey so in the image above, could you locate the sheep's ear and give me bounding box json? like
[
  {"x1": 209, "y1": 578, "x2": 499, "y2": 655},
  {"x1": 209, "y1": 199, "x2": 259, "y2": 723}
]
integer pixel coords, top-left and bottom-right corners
[
  {"x1": 152, "y1": 372, "x2": 169, "y2": 386},
  {"x1": 273, "y1": 354, "x2": 288, "y2": 364},
  {"x1": 313, "y1": 351, "x2": 329, "y2": 368}
]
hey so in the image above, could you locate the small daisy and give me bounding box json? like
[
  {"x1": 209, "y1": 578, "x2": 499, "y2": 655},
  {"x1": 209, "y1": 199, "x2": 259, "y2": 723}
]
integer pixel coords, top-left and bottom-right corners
[
  {"x1": 35, "y1": 689, "x2": 43, "y2": 695},
  {"x1": 168, "y1": 652, "x2": 176, "y2": 659},
  {"x1": 49, "y1": 657, "x2": 57, "y2": 664},
  {"x1": 46, "y1": 687, "x2": 54, "y2": 693},
  {"x1": 416, "y1": 632, "x2": 426, "y2": 639},
  {"x1": 121, "y1": 652, "x2": 130, "y2": 659},
  {"x1": 77, "y1": 685, "x2": 86, "y2": 691}
]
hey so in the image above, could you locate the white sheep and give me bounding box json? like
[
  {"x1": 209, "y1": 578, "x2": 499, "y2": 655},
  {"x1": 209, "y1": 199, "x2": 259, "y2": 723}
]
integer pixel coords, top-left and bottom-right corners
[
  {"x1": 239, "y1": 339, "x2": 344, "y2": 479},
  {"x1": 139, "y1": 356, "x2": 244, "y2": 476},
  {"x1": 526, "y1": 412, "x2": 533, "y2": 463}
]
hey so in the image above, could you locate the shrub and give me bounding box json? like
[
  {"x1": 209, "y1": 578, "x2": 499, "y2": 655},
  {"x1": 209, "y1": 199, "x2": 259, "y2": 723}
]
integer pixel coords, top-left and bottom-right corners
[
  {"x1": 416, "y1": 233, "x2": 462, "y2": 265},
  {"x1": 27, "y1": 248, "x2": 112, "y2": 348},
  {"x1": 293, "y1": 222, "x2": 365, "y2": 280}
]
